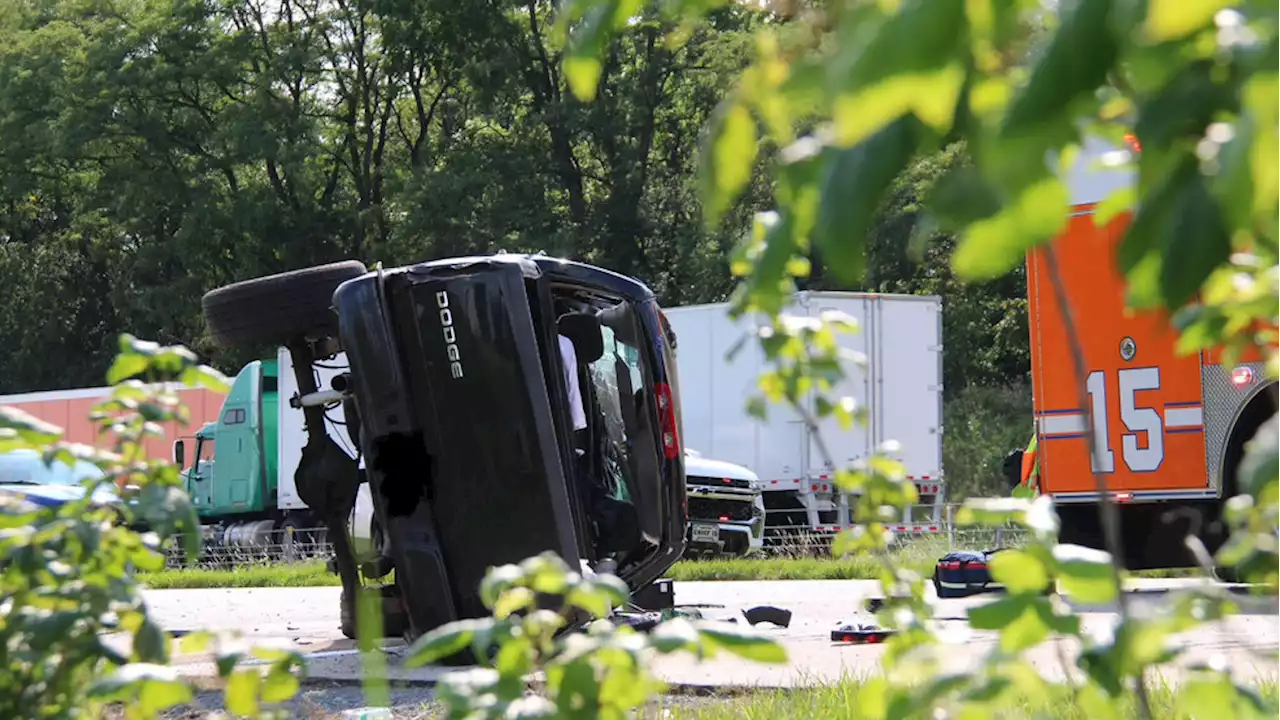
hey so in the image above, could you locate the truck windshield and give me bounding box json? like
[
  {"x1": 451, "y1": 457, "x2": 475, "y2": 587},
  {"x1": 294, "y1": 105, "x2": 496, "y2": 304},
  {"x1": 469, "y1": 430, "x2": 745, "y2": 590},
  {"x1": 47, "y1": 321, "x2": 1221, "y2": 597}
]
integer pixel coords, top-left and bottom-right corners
[{"x1": 194, "y1": 437, "x2": 215, "y2": 466}]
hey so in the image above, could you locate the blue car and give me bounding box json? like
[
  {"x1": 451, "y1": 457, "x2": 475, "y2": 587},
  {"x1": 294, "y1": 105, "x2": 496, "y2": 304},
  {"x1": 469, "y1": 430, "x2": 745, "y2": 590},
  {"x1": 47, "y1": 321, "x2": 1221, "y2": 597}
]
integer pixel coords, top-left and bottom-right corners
[{"x1": 0, "y1": 449, "x2": 120, "y2": 512}]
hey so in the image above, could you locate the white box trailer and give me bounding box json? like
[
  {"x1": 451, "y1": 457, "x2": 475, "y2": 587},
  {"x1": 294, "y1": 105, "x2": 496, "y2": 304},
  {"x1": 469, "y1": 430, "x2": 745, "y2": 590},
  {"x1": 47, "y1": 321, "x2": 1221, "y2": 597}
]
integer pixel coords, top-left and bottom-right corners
[
  {"x1": 663, "y1": 291, "x2": 946, "y2": 539},
  {"x1": 274, "y1": 347, "x2": 359, "y2": 513}
]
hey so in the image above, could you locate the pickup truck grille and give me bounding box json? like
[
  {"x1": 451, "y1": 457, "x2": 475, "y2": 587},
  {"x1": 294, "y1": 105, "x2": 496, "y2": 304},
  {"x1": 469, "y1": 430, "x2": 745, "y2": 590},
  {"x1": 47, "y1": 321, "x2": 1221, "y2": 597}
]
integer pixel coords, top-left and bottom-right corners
[
  {"x1": 688, "y1": 496, "x2": 755, "y2": 523},
  {"x1": 688, "y1": 476, "x2": 753, "y2": 491}
]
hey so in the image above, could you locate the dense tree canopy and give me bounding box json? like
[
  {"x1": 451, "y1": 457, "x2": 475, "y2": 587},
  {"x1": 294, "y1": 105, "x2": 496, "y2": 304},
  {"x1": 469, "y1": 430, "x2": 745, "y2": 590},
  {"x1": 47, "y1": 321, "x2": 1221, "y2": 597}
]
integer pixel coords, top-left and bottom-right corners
[{"x1": 0, "y1": 0, "x2": 1029, "y2": 434}]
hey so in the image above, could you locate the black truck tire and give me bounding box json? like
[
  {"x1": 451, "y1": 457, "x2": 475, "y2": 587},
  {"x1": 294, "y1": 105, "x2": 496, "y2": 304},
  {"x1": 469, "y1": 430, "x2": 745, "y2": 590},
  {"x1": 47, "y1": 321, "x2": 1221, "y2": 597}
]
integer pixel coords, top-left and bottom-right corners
[
  {"x1": 202, "y1": 261, "x2": 368, "y2": 349},
  {"x1": 340, "y1": 585, "x2": 409, "y2": 641}
]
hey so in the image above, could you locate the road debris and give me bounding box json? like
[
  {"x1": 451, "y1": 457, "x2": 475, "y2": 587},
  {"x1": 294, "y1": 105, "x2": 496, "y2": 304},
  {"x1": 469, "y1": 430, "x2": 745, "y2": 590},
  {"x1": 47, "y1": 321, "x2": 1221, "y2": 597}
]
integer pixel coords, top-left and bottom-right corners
[
  {"x1": 742, "y1": 605, "x2": 792, "y2": 628},
  {"x1": 831, "y1": 623, "x2": 897, "y2": 644}
]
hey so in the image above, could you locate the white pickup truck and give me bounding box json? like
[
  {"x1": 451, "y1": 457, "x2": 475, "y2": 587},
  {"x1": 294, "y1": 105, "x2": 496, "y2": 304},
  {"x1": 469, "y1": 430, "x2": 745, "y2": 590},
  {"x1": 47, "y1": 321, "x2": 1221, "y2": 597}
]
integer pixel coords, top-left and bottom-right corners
[{"x1": 681, "y1": 449, "x2": 765, "y2": 557}]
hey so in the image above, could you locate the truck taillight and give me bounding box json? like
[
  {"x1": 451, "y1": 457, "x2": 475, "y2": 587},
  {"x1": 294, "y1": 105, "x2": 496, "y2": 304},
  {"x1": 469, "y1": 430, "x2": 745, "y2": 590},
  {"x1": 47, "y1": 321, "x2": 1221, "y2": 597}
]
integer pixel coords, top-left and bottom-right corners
[{"x1": 655, "y1": 382, "x2": 680, "y2": 459}]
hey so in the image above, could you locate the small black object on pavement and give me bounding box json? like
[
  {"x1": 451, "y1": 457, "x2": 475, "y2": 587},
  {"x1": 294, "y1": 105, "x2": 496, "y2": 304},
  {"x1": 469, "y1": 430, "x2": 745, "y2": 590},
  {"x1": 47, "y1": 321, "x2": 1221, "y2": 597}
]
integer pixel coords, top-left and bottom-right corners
[{"x1": 831, "y1": 623, "x2": 897, "y2": 644}]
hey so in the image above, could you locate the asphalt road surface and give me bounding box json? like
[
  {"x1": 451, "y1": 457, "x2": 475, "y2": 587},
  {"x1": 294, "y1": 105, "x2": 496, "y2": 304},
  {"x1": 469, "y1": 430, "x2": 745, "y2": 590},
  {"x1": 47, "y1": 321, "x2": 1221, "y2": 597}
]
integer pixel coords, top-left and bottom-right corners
[{"x1": 140, "y1": 577, "x2": 1278, "y2": 698}]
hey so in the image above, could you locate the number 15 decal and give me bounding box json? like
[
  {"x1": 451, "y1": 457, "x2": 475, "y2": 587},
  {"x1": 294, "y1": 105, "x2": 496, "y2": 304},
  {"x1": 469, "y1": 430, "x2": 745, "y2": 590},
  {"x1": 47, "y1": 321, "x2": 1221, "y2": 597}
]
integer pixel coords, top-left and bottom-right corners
[{"x1": 1085, "y1": 367, "x2": 1163, "y2": 474}]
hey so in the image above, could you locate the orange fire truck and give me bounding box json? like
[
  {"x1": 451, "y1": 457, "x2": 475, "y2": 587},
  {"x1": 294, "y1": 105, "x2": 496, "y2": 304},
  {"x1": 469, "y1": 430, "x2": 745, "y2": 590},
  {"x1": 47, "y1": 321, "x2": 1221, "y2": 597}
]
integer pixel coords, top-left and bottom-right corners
[{"x1": 1023, "y1": 135, "x2": 1276, "y2": 571}]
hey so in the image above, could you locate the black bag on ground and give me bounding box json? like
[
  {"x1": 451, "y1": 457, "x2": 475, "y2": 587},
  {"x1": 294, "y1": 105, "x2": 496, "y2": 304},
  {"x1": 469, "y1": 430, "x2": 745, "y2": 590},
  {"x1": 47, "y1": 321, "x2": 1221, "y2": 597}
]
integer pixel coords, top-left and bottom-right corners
[{"x1": 932, "y1": 549, "x2": 1007, "y2": 598}]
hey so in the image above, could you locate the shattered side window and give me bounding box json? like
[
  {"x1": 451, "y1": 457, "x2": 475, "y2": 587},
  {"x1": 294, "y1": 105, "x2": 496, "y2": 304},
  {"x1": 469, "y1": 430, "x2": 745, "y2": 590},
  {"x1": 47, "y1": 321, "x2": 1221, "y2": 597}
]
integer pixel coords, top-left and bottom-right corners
[
  {"x1": 587, "y1": 307, "x2": 651, "y2": 505},
  {"x1": 589, "y1": 326, "x2": 629, "y2": 501}
]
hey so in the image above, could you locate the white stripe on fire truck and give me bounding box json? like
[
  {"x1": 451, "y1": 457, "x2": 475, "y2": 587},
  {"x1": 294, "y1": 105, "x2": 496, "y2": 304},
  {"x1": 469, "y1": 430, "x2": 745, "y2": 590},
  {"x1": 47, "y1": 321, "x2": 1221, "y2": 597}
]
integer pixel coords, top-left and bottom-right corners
[
  {"x1": 1037, "y1": 411, "x2": 1086, "y2": 437},
  {"x1": 1164, "y1": 404, "x2": 1203, "y2": 430}
]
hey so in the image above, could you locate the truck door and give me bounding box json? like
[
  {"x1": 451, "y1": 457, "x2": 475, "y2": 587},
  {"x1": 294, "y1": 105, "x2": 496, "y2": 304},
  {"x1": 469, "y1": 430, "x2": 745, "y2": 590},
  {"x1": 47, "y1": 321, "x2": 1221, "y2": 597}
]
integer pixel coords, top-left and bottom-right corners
[
  {"x1": 1027, "y1": 209, "x2": 1209, "y2": 497},
  {"x1": 871, "y1": 295, "x2": 944, "y2": 482},
  {"x1": 212, "y1": 361, "x2": 265, "y2": 510}
]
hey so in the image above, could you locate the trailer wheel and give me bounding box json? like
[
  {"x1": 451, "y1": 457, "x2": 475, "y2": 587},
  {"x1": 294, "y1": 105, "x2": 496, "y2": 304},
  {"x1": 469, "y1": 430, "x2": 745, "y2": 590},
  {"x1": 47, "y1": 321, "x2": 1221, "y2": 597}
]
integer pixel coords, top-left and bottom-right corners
[{"x1": 202, "y1": 260, "x2": 368, "y2": 349}]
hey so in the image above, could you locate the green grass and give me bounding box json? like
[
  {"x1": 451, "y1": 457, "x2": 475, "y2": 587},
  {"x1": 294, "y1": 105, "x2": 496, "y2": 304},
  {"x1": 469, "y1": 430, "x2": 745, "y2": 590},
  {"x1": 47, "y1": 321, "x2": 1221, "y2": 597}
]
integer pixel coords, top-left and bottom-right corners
[
  {"x1": 137, "y1": 523, "x2": 1195, "y2": 589},
  {"x1": 139, "y1": 561, "x2": 337, "y2": 589},
  {"x1": 661, "y1": 677, "x2": 1280, "y2": 719},
  {"x1": 139, "y1": 549, "x2": 1200, "y2": 590}
]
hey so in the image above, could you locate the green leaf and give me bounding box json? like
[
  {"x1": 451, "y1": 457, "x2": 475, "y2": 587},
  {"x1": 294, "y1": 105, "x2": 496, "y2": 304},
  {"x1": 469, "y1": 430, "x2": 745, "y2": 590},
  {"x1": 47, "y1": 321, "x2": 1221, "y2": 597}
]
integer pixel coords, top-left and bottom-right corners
[
  {"x1": 830, "y1": 0, "x2": 967, "y2": 147},
  {"x1": 997, "y1": 597, "x2": 1053, "y2": 652},
  {"x1": 700, "y1": 100, "x2": 758, "y2": 227},
  {"x1": 589, "y1": 573, "x2": 630, "y2": 608},
  {"x1": 0, "y1": 406, "x2": 63, "y2": 447},
  {"x1": 1053, "y1": 544, "x2": 1119, "y2": 604},
  {"x1": 180, "y1": 364, "x2": 231, "y2": 394},
  {"x1": 1143, "y1": 0, "x2": 1233, "y2": 42},
  {"x1": 224, "y1": 668, "x2": 261, "y2": 718},
  {"x1": 216, "y1": 651, "x2": 245, "y2": 678},
  {"x1": 134, "y1": 617, "x2": 169, "y2": 663},
  {"x1": 106, "y1": 352, "x2": 151, "y2": 385},
  {"x1": 480, "y1": 564, "x2": 523, "y2": 609},
  {"x1": 1034, "y1": 598, "x2": 1082, "y2": 637},
  {"x1": 967, "y1": 595, "x2": 1028, "y2": 630},
  {"x1": 1158, "y1": 192, "x2": 1231, "y2": 310},
  {"x1": 262, "y1": 663, "x2": 300, "y2": 703},
  {"x1": 954, "y1": 497, "x2": 1031, "y2": 526},
  {"x1": 989, "y1": 549, "x2": 1051, "y2": 594},
  {"x1": 404, "y1": 618, "x2": 491, "y2": 667},
  {"x1": 1001, "y1": 0, "x2": 1118, "y2": 139},
  {"x1": 128, "y1": 544, "x2": 166, "y2": 573},
  {"x1": 1180, "y1": 674, "x2": 1238, "y2": 720},
  {"x1": 494, "y1": 586, "x2": 536, "y2": 620},
  {"x1": 1133, "y1": 62, "x2": 1235, "y2": 154},
  {"x1": 27, "y1": 611, "x2": 81, "y2": 652},
  {"x1": 815, "y1": 116, "x2": 921, "y2": 285},
  {"x1": 927, "y1": 163, "x2": 1001, "y2": 229},
  {"x1": 971, "y1": 595, "x2": 1065, "y2": 653},
  {"x1": 566, "y1": 582, "x2": 612, "y2": 618},
  {"x1": 1212, "y1": 112, "x2": 1258, "y2": 234},
  {"x1": 89, "y1": 664, "x2": 192, "y2": 716},
  {"x1": 1237, "y1": 414, "x2": 1278, "y2": 501},
  {"x1": 1121, "y1": 156, "x2": 1231, "y2": 309},
  {"x1": 560, "y1": 0, "x2": 644, "y2": 101},
  {"x1": 177, "y1": 631, "x2": 213, "y2": 655},
  {"x1": 650, "y1": 618, "x2": 702, "y2": 654},
  {"x1": 1241, "y1": 73, "x2": 1279, "y2": 218},
  {"x1": 1094, "y1": 185, "x2": 1136, "y2": 228},
  {"x1": 694, "y1": 621, "x2": 787, "y2": 663},
  {"x1": 951, "y1": 174, "x2": 1067, "y2": 280}
]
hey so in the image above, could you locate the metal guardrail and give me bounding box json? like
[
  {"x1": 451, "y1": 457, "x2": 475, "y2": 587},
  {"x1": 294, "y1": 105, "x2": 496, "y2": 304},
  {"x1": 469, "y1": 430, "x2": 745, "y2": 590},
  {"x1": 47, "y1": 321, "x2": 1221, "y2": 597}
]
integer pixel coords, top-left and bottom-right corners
[{"x1": 160, "y1": 504, "x2": 1027, "y2": 571}]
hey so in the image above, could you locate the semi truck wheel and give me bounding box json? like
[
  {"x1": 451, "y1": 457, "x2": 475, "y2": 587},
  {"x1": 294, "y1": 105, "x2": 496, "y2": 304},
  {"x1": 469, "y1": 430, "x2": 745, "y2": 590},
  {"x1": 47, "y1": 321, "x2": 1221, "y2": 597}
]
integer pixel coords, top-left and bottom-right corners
[{"x1": 202, "y1": 260, "x2": 367, "y2": 348}]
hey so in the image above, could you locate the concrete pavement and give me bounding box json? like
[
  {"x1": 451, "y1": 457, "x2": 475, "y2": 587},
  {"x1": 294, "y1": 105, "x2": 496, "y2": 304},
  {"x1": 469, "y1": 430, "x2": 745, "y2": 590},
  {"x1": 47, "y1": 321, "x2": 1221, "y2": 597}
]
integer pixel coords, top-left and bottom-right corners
[{"x1": 137, "y1": 579, "x2": 1280, "y2": 689}]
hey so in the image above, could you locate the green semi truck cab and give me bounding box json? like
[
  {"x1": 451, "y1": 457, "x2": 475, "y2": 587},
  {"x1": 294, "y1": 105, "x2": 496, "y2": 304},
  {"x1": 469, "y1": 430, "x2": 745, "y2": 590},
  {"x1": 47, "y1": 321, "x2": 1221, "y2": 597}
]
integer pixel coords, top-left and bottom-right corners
[{"x1": 177, "y1": 359, "x2": 297, "y2": 536}]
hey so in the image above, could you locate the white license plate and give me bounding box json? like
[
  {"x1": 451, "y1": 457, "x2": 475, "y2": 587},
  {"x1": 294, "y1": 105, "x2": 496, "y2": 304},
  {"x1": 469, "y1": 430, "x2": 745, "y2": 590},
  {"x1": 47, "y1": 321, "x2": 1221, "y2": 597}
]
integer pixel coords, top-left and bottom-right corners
[{"x1": 691, "y1": 523, "x2": 719, "y2": 543}]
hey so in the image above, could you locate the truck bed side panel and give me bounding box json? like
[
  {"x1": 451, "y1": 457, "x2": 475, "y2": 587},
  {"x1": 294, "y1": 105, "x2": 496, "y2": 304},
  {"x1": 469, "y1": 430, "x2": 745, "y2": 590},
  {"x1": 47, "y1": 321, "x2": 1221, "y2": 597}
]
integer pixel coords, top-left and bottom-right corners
[{"x1": 1027, "y1": 209, "x2": 1208, "y2": 494}]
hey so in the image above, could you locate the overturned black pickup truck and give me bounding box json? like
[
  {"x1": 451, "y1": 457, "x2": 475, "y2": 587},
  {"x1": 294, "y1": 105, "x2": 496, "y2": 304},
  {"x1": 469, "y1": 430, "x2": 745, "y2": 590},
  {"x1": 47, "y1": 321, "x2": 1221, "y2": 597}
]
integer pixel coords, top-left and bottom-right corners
[{"x1": 200, "y1": 254, "x2": 688, "y2": 640}]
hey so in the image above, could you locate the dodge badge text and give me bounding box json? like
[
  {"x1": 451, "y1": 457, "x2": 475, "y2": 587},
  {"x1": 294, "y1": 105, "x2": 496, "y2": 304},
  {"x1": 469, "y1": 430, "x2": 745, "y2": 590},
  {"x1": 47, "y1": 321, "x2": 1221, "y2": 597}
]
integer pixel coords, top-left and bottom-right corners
[{"x1": 436, "y1": 290, "x2": 464, "y2": 379}]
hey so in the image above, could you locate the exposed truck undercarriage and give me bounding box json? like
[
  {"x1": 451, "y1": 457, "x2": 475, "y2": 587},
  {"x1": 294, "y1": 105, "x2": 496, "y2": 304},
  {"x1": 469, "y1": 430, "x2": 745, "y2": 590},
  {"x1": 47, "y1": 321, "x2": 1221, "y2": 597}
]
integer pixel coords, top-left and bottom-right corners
[{"x1": 200, "y1": 255, "x2": 688, "y2": 644}]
